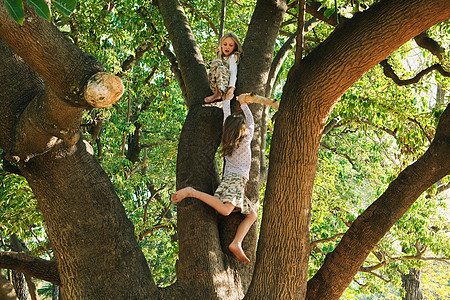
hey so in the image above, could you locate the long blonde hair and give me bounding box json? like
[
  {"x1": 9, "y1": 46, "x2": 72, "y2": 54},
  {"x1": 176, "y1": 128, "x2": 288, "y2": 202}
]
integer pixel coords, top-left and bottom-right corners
[
  {"x1": 217, "y1": 32, "x2": 243, "y2": 64},
  {"x1": 221, "y1": 113, "x2": 248, "y2": 157}
]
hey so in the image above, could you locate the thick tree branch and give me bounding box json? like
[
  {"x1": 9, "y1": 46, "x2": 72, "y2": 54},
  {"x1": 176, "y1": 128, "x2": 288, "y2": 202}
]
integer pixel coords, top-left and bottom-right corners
[
  {"x1": 380, "y1": 59, "x2": 450, "y2": 86},
  {"x1": 0, "y1": 3, "x2": 105, "y2": 105},
  {"x1": 158, "y1": 0, "x2": 210, "y2": 107},
  {"x1": 0, "y1": 4, "x2": 124, "y2": 162},
  {"x1": 308, "y1": 101, "x2": 450, "y2": 299},
  {"x1": 0, "y1": 252, "x2": 60, "y2": 286}
]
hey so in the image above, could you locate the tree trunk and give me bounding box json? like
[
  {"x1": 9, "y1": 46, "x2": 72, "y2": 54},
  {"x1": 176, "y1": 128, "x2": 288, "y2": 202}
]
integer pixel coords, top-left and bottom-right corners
[
  {"x1": 402, "y1": 268, "x2": 424, "y2": 300},
  {"x1": 0, "y1": 272, "x2": 16, "y2": 300},
  {"x1": 12, "y1": 270, "x2": 27, "y2": 300},
  {"x1": 10, "y1": 235, "x2": 38, "y2": 300},
  {"x1": 52, "y1": 285, "x2": 59, "y2": 300},
  {"x1": 247, "y1": 0, "x2": 450, "y2": 299},
  {"x1": 159, "y1": 0, "x2": 288, "y2": 298},
  {"x1": 0, "y1": 4, "x2": 159, "y2": 298}
]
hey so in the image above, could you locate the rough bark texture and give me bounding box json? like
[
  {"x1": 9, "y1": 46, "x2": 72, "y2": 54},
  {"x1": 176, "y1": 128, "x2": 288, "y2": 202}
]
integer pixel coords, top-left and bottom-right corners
[
  {"x1": 247, "y1": 0, "x2": 450, "y2": 299},
  {"x1": 159, "y1": 0, "x2": 288, "y2": 298},
  {"x1": 308, "y1": 104, "x2": 450, "y2": 300},
  {"x1": 0, "y1": 273, "x2": 17, "y2": 300},
  {"x1": 0, "y1": 3, "x2": 158, "y2": 299},
  {"x1": 12, "y1": 270, "x2": 27, "y2": 300},
  {"x1": 402, "y1": 268, "x2": 424, "y2": 300},
  {"x1": 0, "y1": 252, "x2": 60, "y2": 285}
]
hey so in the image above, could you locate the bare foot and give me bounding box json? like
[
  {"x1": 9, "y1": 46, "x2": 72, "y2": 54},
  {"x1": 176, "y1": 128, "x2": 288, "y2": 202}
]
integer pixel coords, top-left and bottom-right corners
[
  {"x1": 229, "y1": 242, "x2": 250, "y2": 262},
  {"x1": 171, "y1": 187, "x2": 194, "y2": 203},
  {"x1": 223, "y1": 92, "x2": 234, "y2": 101},
  {"x1": 204, "y1": 93, "x2": 221, "y2": 103}
]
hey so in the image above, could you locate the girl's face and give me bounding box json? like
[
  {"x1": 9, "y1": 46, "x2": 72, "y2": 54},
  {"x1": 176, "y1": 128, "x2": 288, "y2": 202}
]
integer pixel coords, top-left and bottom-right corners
[{"x1": 221, "y1": 37, "x2": 236, "y2": 56}]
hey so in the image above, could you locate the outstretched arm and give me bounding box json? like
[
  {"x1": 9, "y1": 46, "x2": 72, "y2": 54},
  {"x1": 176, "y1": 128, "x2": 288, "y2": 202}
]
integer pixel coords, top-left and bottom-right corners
[
  {"x1": 237, "y1": 95, "x2": 255, "y2": 138},
  {"x1": 238, "y1": 92, "x2": 279, "y2": 110},
  {"x1": 223, "y1": 99, "x2": 231, "y2": 124}
]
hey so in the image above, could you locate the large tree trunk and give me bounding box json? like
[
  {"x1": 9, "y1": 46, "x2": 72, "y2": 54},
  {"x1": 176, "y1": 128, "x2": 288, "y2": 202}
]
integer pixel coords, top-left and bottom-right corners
[
  {"x1": 0, "y1": 3, "x2": 159, "y2": 299},
  {"x1": 159, "y1": 0, "x2": 287, "y2": 298},
  {"x1": 246, "y1": 0, "x2": 450, "y2": 299},
  {"x1": 402, "y1": 268, "x2": 424, "y2": 300}
]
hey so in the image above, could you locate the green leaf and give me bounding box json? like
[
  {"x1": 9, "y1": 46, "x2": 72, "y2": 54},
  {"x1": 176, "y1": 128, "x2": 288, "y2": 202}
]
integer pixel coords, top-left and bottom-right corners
[
  {"x1": 4, "y1": 0, "x2": 24, "y2": 25},
  {"x1": 52, "y1": 0, "x2": 77, "y2": 16},
  {"x1": 324, "y1": 7, "x2": 335, "y2": 19},
  {"x1": 28, "y1": 0, "x2": 51, "y2": 21}
]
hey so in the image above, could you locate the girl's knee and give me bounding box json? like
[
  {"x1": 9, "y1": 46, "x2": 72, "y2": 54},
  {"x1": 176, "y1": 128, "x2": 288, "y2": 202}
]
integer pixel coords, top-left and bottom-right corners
[
  {"x1": 220, "y1": 203, "x2": 236, "y2": 216},
  {"x1": 247, "y1": 210, "x2": 257, "y2": 222}
]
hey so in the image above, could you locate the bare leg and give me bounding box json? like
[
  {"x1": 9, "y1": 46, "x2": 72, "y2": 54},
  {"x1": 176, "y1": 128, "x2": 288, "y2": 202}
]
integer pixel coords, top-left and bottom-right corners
[
  {"x1": 172, "y1": 187, "x2": 235, "y2": 216},
  {"x1": 228, "y1": 210, "x2": 257, "y2": 262},
  {"x1": 204, "y1": 87, "x2": 222, "y2": 103}
]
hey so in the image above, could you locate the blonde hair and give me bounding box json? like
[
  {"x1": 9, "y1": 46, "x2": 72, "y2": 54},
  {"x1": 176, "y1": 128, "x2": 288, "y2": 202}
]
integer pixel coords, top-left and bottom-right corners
[
  {"x1": 217, "y1": 32, "x2": 243, "y2": 63},
  {"x1": 221, "y1": 113, "x2": 248, "y2": 157}
]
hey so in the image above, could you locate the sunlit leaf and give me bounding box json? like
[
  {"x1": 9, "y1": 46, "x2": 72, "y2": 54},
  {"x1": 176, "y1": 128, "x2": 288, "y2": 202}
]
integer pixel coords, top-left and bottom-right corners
[
  {"x1": 4, "y1": 0, "x2": 24, "y2": 25},
  {"x1": 52, "y1": 0, "x2": 77, "y2": 16},
  {"x1": 28, "y1": 0, "x2": 51, "y2": 21}
]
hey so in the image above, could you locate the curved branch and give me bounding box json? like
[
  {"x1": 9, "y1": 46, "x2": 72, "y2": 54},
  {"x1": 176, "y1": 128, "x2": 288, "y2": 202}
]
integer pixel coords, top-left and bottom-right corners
[
  {"x1": 308, "y1": 101, "x2": 450, "y2": 299},
  {"x1": 0, "y1": 4, "x2": 123, "y2": 162},
  {"x1": 407, "y1": 117, "x2": 432, "y2": 142},
  {"x1": 119, "y1": 43, "x2": 154, "y2": 75},
  {"x1": 162, "y1": 44, "x2": 188, "y2": 101},
  {"x1": 414, "y1": 31, "x2": 445, "y2": 60},
  {"x1": 265, "y1": 32, "x2": 297, "y2": 96},
  {"x1": 360, "y1": 269, "x2": 391, "y2": 283},
  {"x1": 266, "y1": 17, "x2": 320, "y2": 96},
  {"x1": 352, "y1": 117, "x2": 397, "y2": 138},
  {"x1": 138, "y1": 225, "x2": 173, "y2": 241},
  {"x1": 305, "y1": 0, "x2": 349, "y2": 26},
  {"x1": 380, "y1": 59, "x2": 450, "y2": 86},
  {"x1": 310, "y1": 233, "x2": 345, "y2": 249},
  {"x1": 181, "y1": 2, "x2": 218, "y2": 35},
  {"x1": 0, "y1": 252, "x2": 60, "y2": 286},
  {"x1": 320, "y1": 142, "x2": 356, "y2": 168},
  {"x1": 359, "y1": 261, "x2": 386, "y2": 272}
]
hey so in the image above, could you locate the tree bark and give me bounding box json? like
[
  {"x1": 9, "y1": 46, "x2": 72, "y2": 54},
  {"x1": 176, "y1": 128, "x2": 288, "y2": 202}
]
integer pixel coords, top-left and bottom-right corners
[
  {"x1": 12, "y1": 270, "x2": 27, "y2": 300},
  {"x1": 0, "y1": 252, "x2": 60, "y2": 285},
  {"x1": 246, "y1": 0, "x2": 450, "y2": 299},
  {"x1": 159, "y1": 0, "x2": 288, "y2": 297},
  {"x1": 0, "y1": 3, "x2": 158, "y2": 299},
  {"x1": 0, "y1": 272, "x2": 16, "y2": 300},
  {"x1": 402, "y1": 268, "x2": 424, "y2": 300}
]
